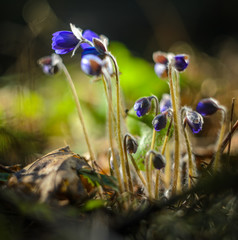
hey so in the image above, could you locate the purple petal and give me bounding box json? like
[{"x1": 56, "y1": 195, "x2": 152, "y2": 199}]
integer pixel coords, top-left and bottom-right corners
[{"x1": 81, "y1": 29, "x2": 100, "y2": 49}]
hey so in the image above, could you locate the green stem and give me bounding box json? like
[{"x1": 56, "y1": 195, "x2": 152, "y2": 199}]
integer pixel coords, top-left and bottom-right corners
[
  {"x1": 102, "y1": 69, "x2": 123, "y2": 193},
  {"x1": 60, "y1": 63, "x2": 95, "y2": 164},
  {"x1": 168, "y1": 64, "x2": 181, "y2": 194}
]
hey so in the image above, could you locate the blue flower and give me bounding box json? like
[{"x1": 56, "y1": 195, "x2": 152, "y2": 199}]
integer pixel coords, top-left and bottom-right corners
[
  {"x1": 81, "y1": 54, "x2": 103, "y2": 76},
  {"x1": 185, "y1": 110, "x2": 203, "y2": 134},
  {"x1": 134, "y1": 97, "x2": 152, "y2": 117},
  {"x1": 196, "y1": 98, "x2": 220, "y2": 116},
  {"x1": 160, "y1": 94, "x2": 172, "y2": 113},
  {"x1": 52, "y1": 31, "x2": 79, "y2": 54},
  {"x1": 81, "y1": 47, "x2": 101, "y2": 57},
  {"x1": 152, "y1": 113, "x2": 167, "y2": 131},
  {"x1": 81, "y1": 29, "x2": 100, "y2": 50},
  {"x1": 173, "y1": 54, "x2": 189, "y2": 72}
]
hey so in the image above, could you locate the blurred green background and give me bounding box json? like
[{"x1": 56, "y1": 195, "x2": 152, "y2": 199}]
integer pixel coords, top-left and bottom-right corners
[{"x1": 0, "y1": 0, "x2": 238, "y2": 165}]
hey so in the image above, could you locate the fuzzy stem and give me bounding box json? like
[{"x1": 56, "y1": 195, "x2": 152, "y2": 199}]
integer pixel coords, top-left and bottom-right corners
[
  {"x1": 106, "y1": 52, "x2": 128, "y2": 192},
  {"x1": 182, "y1": 124, "x2": 194, "y2": 188},
  {"x1": 161, "y1": 116, "x2": 173, "y2": 155},
  {"x1": 129, "y1": 154, "x2": 147, "y2": 188},
  {"x1": 154, "y1": 170, "x2": 160, "y2": 199},
  {"x1": 174, "y1": 68, "x2": 182, "y2": 192},
  {"x1": 181, "y1": 107, "x2": 195, "y2": 188},
  {"x1": 168, "y1": 64, "x2": 181, "y2": 194},
  {"x1": 102, "y1": 69, "x2": 123, "y2": 193},
  {"x1": 228, "y1": 98, "x2": 235, "y2": 157},
  {"x1": 154, "y1": 117, "x2": 173, "y2": 199},
  {"x1": 60, "y1": 63, "x2": 95, "y2": 164},
  {"x1": 123, "y1": 134, "x2": 134, "y2": 194},
  {"x1": 145, "y1": 150, "x2": 157, "y2": 198},
  {"x1": 147, "y1": 96, "x2": 159, "y2": 198},
  {"x1": 164, "y1": 143, "x2": 171, "y2": 191},
  {"x1": 213, "y1": 108, "x2": 227, "y2": 171},
  {"x1": 101, "y1": 74, "x2": 117, "y2": 126}
]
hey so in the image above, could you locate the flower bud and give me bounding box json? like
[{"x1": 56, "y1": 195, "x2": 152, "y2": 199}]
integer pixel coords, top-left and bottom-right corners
[
  {"x1": 38, "y1": 54, "x2": 61, "y2": 75},
  {"x1": 126, "y1": 137, "x2": 138, "y2": 154},
  {"x1": 152, "y1": 113, "x2": 167, "y2": 131},
  {"x1": 185, "y1": 110, "x2": 204, "y2": 134},
  {"x1": 81, "y1": 54, "x2": 103, "y2": 76},
  {"x1": 152, "y1": 153, "x2": 166, "y2": 170},
  {"x1": 52, "y1": 31, "x2": 79, "y2": 55},
  {"x1": 196, "y1": 98, "x2": 220, "y2": 116},
  {"x1": 154, "y1": 63, "x2": 168, "y2": 78},
  {"x1": 134, "y1": 97, "x2": 151, "y2": 117},
  {"x1": 173, "y1": 54, "x2": 189, "y2": 72},
  {"x1": 153, "y1": 51, "x2": 169, "y2": 79}
]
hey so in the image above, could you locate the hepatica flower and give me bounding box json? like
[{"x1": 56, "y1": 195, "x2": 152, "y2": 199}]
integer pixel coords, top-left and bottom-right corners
[
  {"x1": 153, "y1": 52, "x2": 169, "y2": 78},
  {"x1": 184, "y1": 110, "x2": 204, "y2": 134},
  {"x1": 126, "y1": 136, "x2": 138, "y2": 154},
  {"x1": 81, "y1": 30, "x2": 100, "y2": 50},
  {"x1": 153, "y1": 51, "x2": 189, "y2": 78},
  {"x1": 173, "y1": 54, "x2": 189, "y2": 72},
  {"x1": 152, "y1": 113, "x2": 167, "y2": 131},
  {"x1": 152, "y1": 153, "x2": 166, "y2": 170},
  {"x1": 81, "y1": 54, "x2": 103, "y2": 76},
  {"x1": 52, "y1": 23, "x2": 103, "y2": 57},
  {"x1": 134, "y1": 97, "x2": 152, "y2": 117},
  {"x1": 38, "y1": 53, "x2": 62, "y2": 75},
  {"x1": 196, "y1": 98, "x2": 220, "y2": 116},
  {"x1": 52, "y1": 31, "x2": 79, "y2": 54}
]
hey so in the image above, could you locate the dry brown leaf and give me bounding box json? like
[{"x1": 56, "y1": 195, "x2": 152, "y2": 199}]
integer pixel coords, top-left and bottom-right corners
[{"x1": 8, "y1": 146, "x2": 94, "y2": 204}]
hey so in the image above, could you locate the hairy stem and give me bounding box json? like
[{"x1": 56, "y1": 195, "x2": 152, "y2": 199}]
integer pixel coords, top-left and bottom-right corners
[
  {"x1": 183, "y1": 125, "x2": 194, "y2": 188},
  {"x1": 148, "y1": 96, "x2": 159, "y2": 198},
  {"x1": 106, "y1": 52, "x2": 128, "y2": 192},
  {"x1": 161, "y1": 116, "x2": 173, "y2": 155},
  {"x1": 168, "y1": 64, "x2": 181, "y2": 194},
  {"x1": 214, "y1": 109, "x2": 227, "y2": 171},
  {"x1": 61, "y1": 63, "x2": 95, "y2": 164},
  {"x1": 102, "y1": 69, "x2": 123, "y2": 193},
  {"x1": 123, "y1": 134, "x2": 134, "y2": 194},
  {"x1": 129, "y1": 155, "x2": 147, "y2": 188}
]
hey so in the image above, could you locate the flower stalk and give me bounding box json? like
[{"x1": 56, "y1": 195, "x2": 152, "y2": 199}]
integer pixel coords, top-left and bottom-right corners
[
  {"x1": 168, "y1": 63, "x2": 181, "y2": 194},
  {"x1": 106, "y1": 52, "x2": 128, "y2": 192},
  {"x1": 123, "y1": 134, "x2": 134, "y2": 194},
  {"x1": 148, "y1": 96, "x2": 159, "y2": 198},
  {"x1": 60, "y1": 62, "x2": 96, "y2": 165},
  {"x1": 101, "y1": 68, "x2": 123, "y2": 193},
  {"x1": 213, "y1": 107, "x2": 227, "y2": 170}
]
